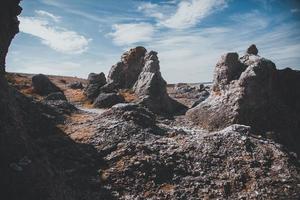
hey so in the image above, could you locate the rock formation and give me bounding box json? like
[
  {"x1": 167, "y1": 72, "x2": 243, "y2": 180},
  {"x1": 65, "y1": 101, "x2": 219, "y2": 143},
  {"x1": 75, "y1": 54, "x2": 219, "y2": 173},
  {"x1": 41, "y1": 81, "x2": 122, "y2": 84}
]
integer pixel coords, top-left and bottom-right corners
[
  {"x1": 133, "y1": 51, "x2": 187, "y2": 115},
  {"x1": 187, "y1": 45, "x2": 300, "y2": 154},
  {"x1": 0, "y1": 0, "x2": 21, "y2": 73},
  {"x1": 106, "y1": 46, "x2": 146, "y2": 89},
  {"x1": 102, "y1": 47, "x2": 187, "y2": 115},
  {"x1": 93, "y1": 93, "x2": 125, "y2": 108},
  {"x1": 84, "y1": 72, "x2": 106, "y2": 101},
  {"x1": 32, "y1": 74, "x2": 62, "y2": 96}
]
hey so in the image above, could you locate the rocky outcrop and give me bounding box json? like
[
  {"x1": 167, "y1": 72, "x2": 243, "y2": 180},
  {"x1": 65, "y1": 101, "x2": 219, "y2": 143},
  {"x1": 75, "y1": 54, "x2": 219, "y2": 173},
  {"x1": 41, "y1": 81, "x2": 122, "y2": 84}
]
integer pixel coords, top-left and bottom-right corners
[
  {"x1": 81, "y1": 106, "x2": 300, "y2": 200},
  {"x1": 187, "y1": 45, "x2": 300, "y2": 154},
  {"x1": 68, "y1": 81, "x2": 83, "y2": 89},
  {"x1": 0, "y1": 0, "x2": 21, "y2": 73},
  {"x1": 133, "y1": 51, "x2": 187, "y2": 115},
  {"x1": 32, "y1": 74, "x2": 62, "y2": 96},
  {"x1": 106, "y1": 46, "x2": 146, "y2": 89},
  {"x1": 93, "y1": 93, "x2": 125, "y2": 108},
  {"x1": 84, "y1": 72, "x2": 106, "y2": 101}
]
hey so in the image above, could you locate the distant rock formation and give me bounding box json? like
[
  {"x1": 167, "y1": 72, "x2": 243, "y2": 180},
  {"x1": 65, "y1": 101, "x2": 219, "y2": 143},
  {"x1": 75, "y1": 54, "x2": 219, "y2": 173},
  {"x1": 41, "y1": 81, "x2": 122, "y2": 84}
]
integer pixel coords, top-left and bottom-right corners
[
  {"x1": 32, "y1": 74, "x2": 62, "y2": 96},
  {"x1": 0, "y1": 0, "x2": 21, "y2": 73},
  {"x1": 187, "y1": 45, "x2": 300, "y2": 154},
  {"x1": 100, "y1": 47, "x2": 187, "y2": 115},
  {"x1": 106, "y1": 46, "x2": 146, "y2": 89},
  {"x1": 133, "y1": 51, "x2": 187, "y2": 115},
  {"x1": 84, "y1": 72, "x2": 106, "y2": 101}
]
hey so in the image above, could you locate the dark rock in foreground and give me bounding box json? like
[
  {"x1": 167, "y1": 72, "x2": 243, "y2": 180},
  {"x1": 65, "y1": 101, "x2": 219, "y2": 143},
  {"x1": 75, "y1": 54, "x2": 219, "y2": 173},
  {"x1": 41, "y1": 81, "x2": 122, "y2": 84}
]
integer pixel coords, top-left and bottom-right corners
[
  {"x1": 84, "y1": 72, "x2": 106, "y2": 101},
  {"x1": 0, "y1": 0, "x2": 21, "y2": 73},
  {"x1": 187, "y1": 45, "x2": 300, "y2": 154},
  {"x1": 32, "y1": 74, "x2": 62, "y2": 96},
  {"x1": 93, "y1": 93, "x2": 125, "y2": 108}
]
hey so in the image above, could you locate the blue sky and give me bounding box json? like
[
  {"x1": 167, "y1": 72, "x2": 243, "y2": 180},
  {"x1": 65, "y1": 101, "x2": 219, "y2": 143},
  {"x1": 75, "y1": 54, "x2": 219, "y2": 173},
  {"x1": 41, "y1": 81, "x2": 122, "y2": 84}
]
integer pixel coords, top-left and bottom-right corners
[{"x1": 6, "y1": 0, "x2": 300, "y2": 83}]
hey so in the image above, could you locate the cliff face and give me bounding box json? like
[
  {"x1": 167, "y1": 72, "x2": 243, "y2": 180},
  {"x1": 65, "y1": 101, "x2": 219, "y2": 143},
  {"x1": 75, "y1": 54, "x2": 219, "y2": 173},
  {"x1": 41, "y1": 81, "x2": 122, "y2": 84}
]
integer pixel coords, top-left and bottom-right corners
[
  {"x1": 0, "y1": 2, "x2": 108, "y2": 199},
  {"x1": 0, "y1": 0, "x2": 21, "y2": 73}
]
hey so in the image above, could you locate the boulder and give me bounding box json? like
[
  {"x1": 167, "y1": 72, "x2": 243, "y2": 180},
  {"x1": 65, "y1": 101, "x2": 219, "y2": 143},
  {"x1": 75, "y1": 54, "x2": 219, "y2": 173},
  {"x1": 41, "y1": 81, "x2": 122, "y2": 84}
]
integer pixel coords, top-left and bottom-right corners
[
  {"x1": 84, "y1": 72, "x2": 106, "y2": 101},
  {"x1": 68, "y1": 81, "x2": 83, "y2": 89},
  {"x1": 187, "y1": 45, "x2": 300, "y2": 154},
  {"x1": 106, "y1": 46, "x2": 146, "y2": 89},
  {"x1": 32, "y1": 74, "x2": 62, "y2": 96},
  {"x1": 133, "y1": 51, "x2": 187, "y2": 115},
  {"x1": 93, "y1": 93, "x2": 125, "y2": 108}
]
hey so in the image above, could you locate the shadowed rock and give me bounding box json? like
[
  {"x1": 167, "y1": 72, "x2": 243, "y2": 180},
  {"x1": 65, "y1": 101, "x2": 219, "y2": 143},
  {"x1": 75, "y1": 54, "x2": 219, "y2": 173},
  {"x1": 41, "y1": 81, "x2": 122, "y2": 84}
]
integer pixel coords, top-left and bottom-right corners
[
  {"x1": 0, "y1": 0, "x2": 21, "y2": 73},
  {"x1": 93, "y1": 93, "x2": 125, "y2": 108},
  {"x1": 247, "y1": 44, "x2": 258, "y2": 55},
  {"x1": 84, "y1": 72, "x2": 106, "y2": 101},
  {"x1": 32, "y1": 74, "x2": 62, "y2": 96}
]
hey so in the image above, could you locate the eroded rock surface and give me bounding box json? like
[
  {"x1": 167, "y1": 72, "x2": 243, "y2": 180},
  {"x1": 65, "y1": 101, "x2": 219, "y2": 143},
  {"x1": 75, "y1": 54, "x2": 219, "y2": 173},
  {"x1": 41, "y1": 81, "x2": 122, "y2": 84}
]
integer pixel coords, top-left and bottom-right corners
[
  {"x1": 0, "y1": 0, "x2": 21, "y2": 73},
  {"x1": 106, "y1": 46, "x2": 146, "y2": 89},
  {"x1": 187, "y1": 45, "x2": 300, "y2": 154},
  {"x1": 133, "y1": 51, "x2": 187, "y2": 115}
]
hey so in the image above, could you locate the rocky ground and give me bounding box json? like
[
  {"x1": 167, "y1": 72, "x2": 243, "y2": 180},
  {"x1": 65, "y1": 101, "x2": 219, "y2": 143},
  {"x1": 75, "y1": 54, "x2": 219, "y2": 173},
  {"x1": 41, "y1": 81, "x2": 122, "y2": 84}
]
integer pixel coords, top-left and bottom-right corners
[
  {"x1": 1, "y1": 1, "x2": 300, "y2": 199},
  {"x1": 5, "y1": 71, "x2": 300, "y2": 200}
]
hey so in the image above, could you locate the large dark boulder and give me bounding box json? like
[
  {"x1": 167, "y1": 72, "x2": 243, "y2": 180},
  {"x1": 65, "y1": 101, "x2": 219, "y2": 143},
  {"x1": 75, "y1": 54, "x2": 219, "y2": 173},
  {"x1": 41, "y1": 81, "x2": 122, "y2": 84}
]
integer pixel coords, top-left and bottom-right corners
[
  {"x1": 93, "y1": 93, "x2": 125, "y2": 108},
  {"x1": 187, "y1": 45, "x2": 300, "y2": 154},
  {"x1": 133, "y1": 51, "x2": 187, "y2": 115},
  {"x1": 32, "y1": 74, "x2": 62, "y2": 96},
  {"x1": 0, "y1": 0, "x2": 21, "y2": 73},
  {"x1": 84, "y1": 72, "x2": 106, "y2": 101}
]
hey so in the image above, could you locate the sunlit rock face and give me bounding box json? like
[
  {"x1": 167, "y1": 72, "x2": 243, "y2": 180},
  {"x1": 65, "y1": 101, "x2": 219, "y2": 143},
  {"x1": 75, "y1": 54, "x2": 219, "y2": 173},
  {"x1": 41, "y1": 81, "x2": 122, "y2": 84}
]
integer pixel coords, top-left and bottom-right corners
[
  {"x1": 101, "y1": 46, "x2": 187, "y2": 115},
  {"x1": 0, "y1": 0, "x2": 22, "y2": 73},
  {"x1": 187, "y1": 45, "x2": 300, "y2": 154}
]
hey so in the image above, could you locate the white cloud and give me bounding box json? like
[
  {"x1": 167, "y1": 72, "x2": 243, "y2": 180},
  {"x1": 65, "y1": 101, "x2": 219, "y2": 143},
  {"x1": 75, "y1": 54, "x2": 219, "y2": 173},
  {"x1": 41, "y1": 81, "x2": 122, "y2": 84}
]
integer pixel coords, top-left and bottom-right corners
[
  {"x1": 108, "y1": 23, "x2": 155, "y2": 46},
  {"x1": 138, "y1": 0, "x2": 228, "y2": 29},
  {"x1": 35, "y1": 10, "x2": 61, "y2": 22},
  {"x1": 19, "y1": 11, "x2": 91, "y2": 54},
  {"x1": 291, "y1": 8, "x2": 300, "y2": 13}
]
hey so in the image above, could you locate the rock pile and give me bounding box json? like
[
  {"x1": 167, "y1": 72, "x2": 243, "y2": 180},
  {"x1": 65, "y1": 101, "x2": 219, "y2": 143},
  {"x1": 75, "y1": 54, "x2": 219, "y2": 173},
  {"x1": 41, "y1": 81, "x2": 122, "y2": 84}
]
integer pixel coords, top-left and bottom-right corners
[{"x1": 187, "y1": 45, "x2": 300, "y2": 154}]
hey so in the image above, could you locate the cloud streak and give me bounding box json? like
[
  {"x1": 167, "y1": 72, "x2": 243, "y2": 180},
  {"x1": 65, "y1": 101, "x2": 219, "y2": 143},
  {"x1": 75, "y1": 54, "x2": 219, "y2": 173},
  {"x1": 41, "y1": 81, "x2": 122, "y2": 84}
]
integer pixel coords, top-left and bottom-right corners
[
  {"x1": 19, "y1": 11, "x2": 91, "y2": 54},
  {"x1": 108, "y1": 23, "x2": 155, "y2": 46}
]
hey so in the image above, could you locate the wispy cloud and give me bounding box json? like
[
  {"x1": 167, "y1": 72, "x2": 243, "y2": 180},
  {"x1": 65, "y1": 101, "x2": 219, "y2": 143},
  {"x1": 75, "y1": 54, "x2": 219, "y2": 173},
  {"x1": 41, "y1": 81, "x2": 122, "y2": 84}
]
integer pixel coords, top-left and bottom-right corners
[
  {"x1": 138, "y1": 0, "x2": 228, "y2": 29},
  {"x1": 35, "y1": 10, "x2": 61, "y2": 22},
  {"x1": 19, "y1": 11, "x2": 91, "y2": 54},
  {"x1": 108, "y1": 23, "x2": 155, "y2": 46},
  {"x1": 291, "y1": 8, "x2": 300, "y2": 13}
]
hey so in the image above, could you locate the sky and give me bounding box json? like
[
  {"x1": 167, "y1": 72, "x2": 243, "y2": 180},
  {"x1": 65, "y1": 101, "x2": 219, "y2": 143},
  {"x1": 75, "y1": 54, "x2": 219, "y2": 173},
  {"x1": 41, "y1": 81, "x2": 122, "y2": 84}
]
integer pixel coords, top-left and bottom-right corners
[{"x1": 6, "y1": 0, "x2": 300, "y2": 83}]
